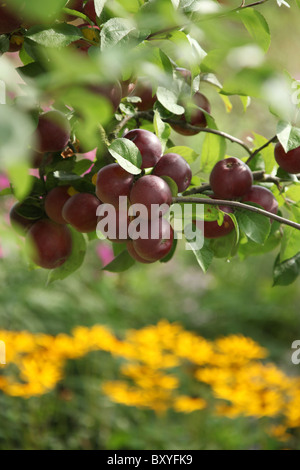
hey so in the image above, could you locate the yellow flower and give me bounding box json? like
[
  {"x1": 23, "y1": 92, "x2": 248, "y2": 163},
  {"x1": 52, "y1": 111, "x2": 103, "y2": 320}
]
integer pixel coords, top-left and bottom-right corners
[{"x1": 173, "y1": 396, "x2": 207, "y2": 413}]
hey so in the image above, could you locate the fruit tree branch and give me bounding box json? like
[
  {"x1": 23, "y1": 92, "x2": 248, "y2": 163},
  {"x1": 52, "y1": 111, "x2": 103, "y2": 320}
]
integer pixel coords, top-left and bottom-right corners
[
  {"x1": 173, "y1": 196, "x2": 300, "y2": 231},
  {"x1": 183, "y1": 170, "x2": 294, "y2": 197},
  {"x1": 245, "y1": 135, "x2": 278, "y2": 165},
  {"x1": 116, "y1": 110, "x2": 253, "y2": 155}
]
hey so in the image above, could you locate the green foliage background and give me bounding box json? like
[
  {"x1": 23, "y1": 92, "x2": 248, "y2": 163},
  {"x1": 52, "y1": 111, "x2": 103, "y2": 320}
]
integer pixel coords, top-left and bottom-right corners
[{"x1": 1, "y1": 0, "x2": 300, "y2": 450}]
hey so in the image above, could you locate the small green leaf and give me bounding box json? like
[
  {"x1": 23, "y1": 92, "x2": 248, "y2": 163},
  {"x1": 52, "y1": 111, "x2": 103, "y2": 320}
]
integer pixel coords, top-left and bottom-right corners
[
  {"x1": 25, "y1": 24, "x2": 83, "y2": 48},
  {"x1": 185, "y1": 230, "x2": 213, "y2": 273},
  {"x1": 237, "y1": 8, "x2": 271, "y2": 52},
  {"x1": 252, "y1": 132, "x2": 276, "y2": 174},
  {"x1": 160, "y1": 176, "x2": 178, "y2": 197},
  {"x1": 277, "y1": 121, "x2": 300, "y2": 152},
  {"x1": 156, "y1": 87, "x2": 185, "y2": 115},
  {"x1": 153, "y1": 109, "x2": 171, "y2": 152},
  {"x1": 9, "y1": 0, "x2": 68, "y2": 22},
  {"x1": 102, "y1": 249, "x2": 135, "y2": 272},
  {"x1": 108, "y1": 138, "x2": 142, "y2": 174},
  {"x1": 235, "y1": 208, "x2": 271, "y2": 244},
  {"x1": 280, "y1": 206, "x2": 300, "y2": 262},
  {"x1": 273, "y1": 252, "x2": 300, "y2": 286},
  {"x1": 94, "y1": 0, "x2": 107, "y2": 16},
  {"x1": 73, "y1": 159, "x2": 93, "y2": 176},
  {"x1": 210, "y1": 230, "x2": 238, "y2": 260},
  {"x1": 100, "y1": 18, "x2": 136, "y2": 50},
  {"x1": 166, "y1": 146, "x2": 199, "y2": 165},
  {"x1": 0, "y1": 35, "x2": 10, "y2": 55},
  {"x1": 200, "y1": 132, "x2": 226, "y2": 174}
]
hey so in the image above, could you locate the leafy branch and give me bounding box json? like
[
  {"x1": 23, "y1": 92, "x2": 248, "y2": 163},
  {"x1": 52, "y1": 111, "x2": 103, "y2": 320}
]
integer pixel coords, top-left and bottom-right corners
[{"x1": 173, "y1": 196, "x2": 300, "y2": 231}]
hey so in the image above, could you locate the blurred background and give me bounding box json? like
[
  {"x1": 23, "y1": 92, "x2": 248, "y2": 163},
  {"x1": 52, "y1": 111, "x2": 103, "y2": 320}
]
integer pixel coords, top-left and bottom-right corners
[{"x1": 1, "y1": 1, "x2": 300, "y2": 450}]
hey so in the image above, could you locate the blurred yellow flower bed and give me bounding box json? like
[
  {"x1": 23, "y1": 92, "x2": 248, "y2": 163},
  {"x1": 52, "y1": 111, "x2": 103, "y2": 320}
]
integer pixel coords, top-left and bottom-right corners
[{"x1": 0, "y1": 320, "x2": 299, "y2": 442}]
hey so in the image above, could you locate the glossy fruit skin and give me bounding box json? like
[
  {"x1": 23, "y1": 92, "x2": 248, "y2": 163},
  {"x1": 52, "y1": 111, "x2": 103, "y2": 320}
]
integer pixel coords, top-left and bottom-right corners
[
  {"x1": 83, "y1": 0, "x2": 97, "y2": 23},
  {"x1": 209, "y1": 157, "x2": 253, "y2": 200},
  {"x1": 34, "y1": 111, "x2": 71, "y2": 153},
  {"x1": 194, "y1": 205, "x2": 234, "y2": 239},
  {"x1": 25, "y1": 219, "x2": 72, "y2": 269},
  {"x1": 241, "y1": 185, "x2": 278, "y2": 215},
  {"x1": 123, "y1": 129, "x2": 162, "y2": 169},
  {"x1": 62, "y1": 192, "x2": 101, "y2": 233},
  {"x1": 152, "y1": 152, "x2": 192, "y2": 192},
  {"x1": 274, "y1": 142, "x2": 300, "y2": 174},
  {"x1": 96, "y1": 163, "x2": 134, "y2": 207},
  {"x1": 0, "y1": 4, "x2": 22, "y2": 34},
  {"x1": 9, "y1": 204, "x2": 35, "y2": 236},
  {"x1": 131, "y1": 80, "x2": 156, "y2": 111},
  {"x1": 44, "y1": 186, "x2": 71, "y2": 225},
  {"x1": 126, "y1": 240, "x2": 154, "y2": 264},
  {"x1": 132, "y1": 217, "x2": 174, "y2": 262},
  {"x1": 129, "y1": 175, "x2": 173, "y2": 219},
  {"x1": 171, "y1": 92, "x2": 210, "y2": 136}
]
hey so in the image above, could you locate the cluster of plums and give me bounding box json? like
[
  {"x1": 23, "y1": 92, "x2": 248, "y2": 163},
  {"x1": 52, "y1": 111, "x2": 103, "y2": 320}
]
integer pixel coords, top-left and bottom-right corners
[
  {"x1": 198, "y1": 157, "x2": 279, "y2": 239},
  {"x1": 10, "y1": 127, "x2": 193, "y2": 269},
  {"x1": 201, "y1": 141, "x2": 300, "y2": 239}
]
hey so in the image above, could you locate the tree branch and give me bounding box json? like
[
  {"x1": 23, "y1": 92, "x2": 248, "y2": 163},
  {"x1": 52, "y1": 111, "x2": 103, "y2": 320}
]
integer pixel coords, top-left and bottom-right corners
[
  {"x1": 115, "y1": 110, "x2": 253, "y2": 155},
  {"x1": 246, "y1": 135, "x2": 278, "y2": 165},
  {"x1": 183, "y1": 170, "x2": 299, "y2": 197},
  {"x1": 239, "y1": 0, "x2": 269, "y2": 9},
  {"x1": 173, "y1": 196, "x2": 300, "y2": 231}
]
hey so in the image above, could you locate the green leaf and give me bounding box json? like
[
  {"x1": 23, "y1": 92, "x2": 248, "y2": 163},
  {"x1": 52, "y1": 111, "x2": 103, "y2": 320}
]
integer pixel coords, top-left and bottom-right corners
[
  {"x1": 166, "y1": 146, "x2": 199, "y2": 165},
  {"x1": 222, "y1": 67, "x2": 274, "y2": 98},
  {"x1": 186, "y1": 236, "x2": 214, "y2": 273},
  {"x1": 277, "y1": 121, "x2": 300, "y2": 152},
  {"x1": 25, "y1": 24, "x2": 83, "y2": 48},
  {"x1": 108, "y1": 138, "x2": 142, "y2": 174},
  {"x1": 280, "y1": 206, "x2": 300, "y2": 262},
  {"x1": 160, "y1": 176, "x2": 178, "y2": 197},
  {"x1": 237, "y1": 8, "x2": 271, "y2": 52},
  {"x1": 73, "y1": 159, "x2": 94, "y2": 176},
  {"x1": 156, "y1": 87, "x2": 185, "y2": 115},
  {"x1": 273, "y1": 252, "x2": 300, "y2": 286},
  {"x1": 9, "y1": 0, "x2": 68, "y2": 22},
  {"x1": 235, "y1": 208, "x2": 271, "y2": 244},
  {"x1": 210, "y1": 230, "x2": 238, "y2": 260},
  {"x1": 102, "y1": 249, "x2": 135, "y2": 272},
  {"x1": 153, "y1": 110, "x2": 171, "y2": 152},
  {"x1": 47, "y1": 229, "x2": 87, "y2": 284},
  {"x1": 94, "y1": 0, "x2": 107, "y2": 16},
  {"x1": 200, "y1": 132, "x2": 226, "y2": 174},
  {"x1": 100, "y1": 18, "x2": 136, "y2": 50},
  {"x1": 251, "y1": 133, "x2": 276, "y2": 174},
  {"x1": 0, "y1": 35, "x2": 9, "y2": 55}
]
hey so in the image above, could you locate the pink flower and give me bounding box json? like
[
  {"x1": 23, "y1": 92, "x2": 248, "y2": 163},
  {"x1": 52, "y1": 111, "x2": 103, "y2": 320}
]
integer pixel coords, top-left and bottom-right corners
[
  {"x1": 0, "y1": 174, "x2": 10, "y2": 191},
  {"x1": 96, "y1": 242, "x2": 114, "y2": 266}
]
